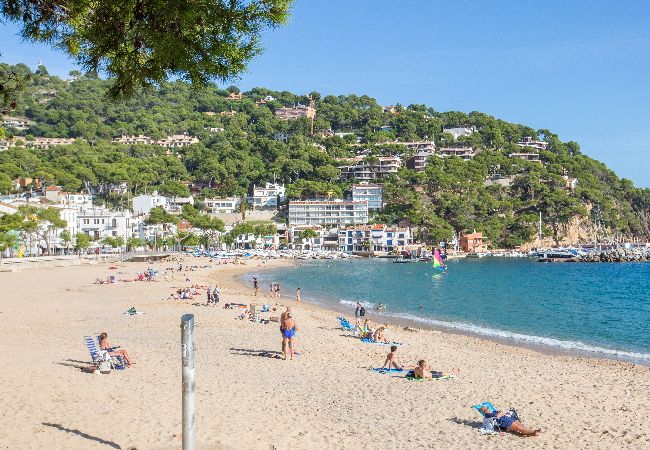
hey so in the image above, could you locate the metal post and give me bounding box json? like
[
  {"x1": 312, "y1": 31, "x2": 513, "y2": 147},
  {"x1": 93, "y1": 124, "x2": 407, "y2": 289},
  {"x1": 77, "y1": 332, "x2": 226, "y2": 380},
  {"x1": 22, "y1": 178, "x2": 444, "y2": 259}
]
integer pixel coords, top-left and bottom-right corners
[{"x1": 181, "y1": 314, "x2": 195, "y2": 450}]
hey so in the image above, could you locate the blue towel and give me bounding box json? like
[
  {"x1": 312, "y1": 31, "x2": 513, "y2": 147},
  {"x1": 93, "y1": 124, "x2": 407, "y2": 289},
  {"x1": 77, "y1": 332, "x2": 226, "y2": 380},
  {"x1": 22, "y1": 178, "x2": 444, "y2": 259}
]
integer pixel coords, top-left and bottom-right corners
[{"x1": 372, "y1": 368, "x2": 404, "y2": 373}]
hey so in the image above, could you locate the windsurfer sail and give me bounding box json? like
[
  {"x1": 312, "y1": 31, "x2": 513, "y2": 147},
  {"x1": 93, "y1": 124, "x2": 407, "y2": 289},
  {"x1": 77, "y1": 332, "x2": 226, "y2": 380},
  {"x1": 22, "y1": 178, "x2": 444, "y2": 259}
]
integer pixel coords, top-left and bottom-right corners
[{"x1": 432, "y1": 249, "x2": 447, "y2": 271}]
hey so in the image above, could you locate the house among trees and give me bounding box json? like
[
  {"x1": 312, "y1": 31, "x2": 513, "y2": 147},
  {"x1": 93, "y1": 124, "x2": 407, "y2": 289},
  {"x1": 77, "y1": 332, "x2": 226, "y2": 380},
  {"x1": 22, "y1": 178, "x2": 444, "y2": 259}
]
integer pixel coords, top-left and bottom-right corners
[
  {"x1": 443, "y1": 126, "x2": 476, "y2": 140},
  {"x1": 460, "y1": 232, "x2": 487, "y2": 253},
  {"x1": 509, "y1": 152, "x2": 542, "y2": 163},
  {"x1": 437, "y1": 147, "x2": 476, "y2": 160},
  {"x1": 274, "y1": 105, "x2": 316, "y2": 120},
  {"x1": 517, "y1": 136, "x2": 548, "y2": 151},
  {"x1": 338, "y1": 156, "x2": 402, "y2": 181},
  {"x1": 2, "y1": 116, "x2": 32, "y2": 130}
]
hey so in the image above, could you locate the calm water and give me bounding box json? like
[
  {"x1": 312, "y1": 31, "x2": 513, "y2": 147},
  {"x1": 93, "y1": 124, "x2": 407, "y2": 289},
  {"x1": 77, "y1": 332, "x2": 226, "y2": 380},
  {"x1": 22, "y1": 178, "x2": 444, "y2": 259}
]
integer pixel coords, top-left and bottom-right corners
[{"x1": 246, "y1": 258, "x2": 650, "y2": 364}]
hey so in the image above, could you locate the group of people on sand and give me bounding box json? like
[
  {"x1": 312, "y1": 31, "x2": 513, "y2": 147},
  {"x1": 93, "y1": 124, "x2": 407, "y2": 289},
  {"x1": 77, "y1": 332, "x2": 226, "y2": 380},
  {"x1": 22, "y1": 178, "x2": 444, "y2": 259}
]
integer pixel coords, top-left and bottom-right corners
[
  {"x1": 350, "y1": 302, "x2": 542, "y2": 438},
  {"x1": 206, "y1": 285, "x2": 220, "y2": 305}
]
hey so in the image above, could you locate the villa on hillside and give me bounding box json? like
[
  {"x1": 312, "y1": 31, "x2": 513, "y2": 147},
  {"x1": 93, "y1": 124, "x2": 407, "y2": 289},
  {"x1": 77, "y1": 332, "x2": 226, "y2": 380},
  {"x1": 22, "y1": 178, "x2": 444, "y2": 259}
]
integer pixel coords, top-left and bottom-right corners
[
  {"x1": 438, "y1": 147, "x2": 476, "y2": 160},
  {"x1": 509, "y1": 152, "x2": 542, "y2": 163},
  {"x1": 517, "y1": 136, "x2": 548, "y2": 151},
  {"x1": 275, "y1": 105, "x2": 316, "y2": 120},
  {"x1": 443, "y1": 126, "x2": 476, "y2": 140},
  {"x1": 338, "y1": 156, "x2": 402, "y2": 181},
  {"x1": 2, "y1": 116, "x2": 32, "y2": 130}
]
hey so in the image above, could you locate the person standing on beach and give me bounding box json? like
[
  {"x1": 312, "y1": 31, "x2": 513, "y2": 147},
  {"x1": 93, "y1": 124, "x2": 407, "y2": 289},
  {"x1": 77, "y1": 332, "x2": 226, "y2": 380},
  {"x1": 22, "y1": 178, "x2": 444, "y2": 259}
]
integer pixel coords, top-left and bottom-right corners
[
  {"x1": 253, "y1": 277, "x2": 259, "y2": 297},
  {"x1": 355, "y1": 302, "x2": 362, "y2": 318},
  {"x1": 206, "y1": 286, "x2": 213, "y2": 305},
  {"x1": 296, "y1": 288, "x2": 301, "y2": 304},
  {"x1": 275, "y1": 283, "x2": 281, "y2": 298},
  {"x1": 213, "y1": 286, "x2": 220, "y2": 305},
  {"x1": 269, "y1": 282, "x2": 274, "y2": 295},
  {"x1": 282, "y1": 313, "x2": 298, "y2": 360}
]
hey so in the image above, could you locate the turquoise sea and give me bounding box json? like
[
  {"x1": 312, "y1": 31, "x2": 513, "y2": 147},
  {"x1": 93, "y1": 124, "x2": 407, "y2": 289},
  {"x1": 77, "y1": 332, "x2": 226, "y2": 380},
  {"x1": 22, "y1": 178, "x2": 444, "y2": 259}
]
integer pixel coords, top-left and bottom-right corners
[{"x1": 246, "y1": 258, "x2": 650, "y2": 365}]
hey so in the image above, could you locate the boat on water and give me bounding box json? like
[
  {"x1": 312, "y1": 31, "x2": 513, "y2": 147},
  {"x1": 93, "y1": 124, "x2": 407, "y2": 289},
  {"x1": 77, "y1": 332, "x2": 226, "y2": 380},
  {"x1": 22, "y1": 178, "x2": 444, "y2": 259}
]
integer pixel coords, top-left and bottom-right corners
[
  {"x1": 432, "y1": 249, "x2": 447, "y2": 271},
  {"x1": 536, "y1": 250, "x2": 577, "y2": 262},
  {"x1": 466, "y1": 252, "x2": 488, "y2": 258},
  {"x1": 393, "y1": 255, "x2": 418, "y2": 263}
]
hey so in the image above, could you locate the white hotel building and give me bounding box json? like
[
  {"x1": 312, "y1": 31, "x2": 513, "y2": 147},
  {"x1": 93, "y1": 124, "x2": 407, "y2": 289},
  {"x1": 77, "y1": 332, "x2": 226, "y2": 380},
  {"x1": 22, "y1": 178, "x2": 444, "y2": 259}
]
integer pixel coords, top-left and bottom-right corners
[
  {"x1": 288, "y1": 199, "x2": 369, "y2": 226},
  {"x1": 339, "y1": 224, "x2": 412, "y2": 253}
]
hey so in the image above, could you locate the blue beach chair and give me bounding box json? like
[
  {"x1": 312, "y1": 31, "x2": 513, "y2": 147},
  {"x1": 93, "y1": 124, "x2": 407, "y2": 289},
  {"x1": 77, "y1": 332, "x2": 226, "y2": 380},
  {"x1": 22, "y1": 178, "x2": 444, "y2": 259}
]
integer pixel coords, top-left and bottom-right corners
[
  {"x1": 338, "y1": 317, "x2": 353, "y2": 331},
  {"x1": 84, "y1": 336, "x2": 125, "y2": 370}
]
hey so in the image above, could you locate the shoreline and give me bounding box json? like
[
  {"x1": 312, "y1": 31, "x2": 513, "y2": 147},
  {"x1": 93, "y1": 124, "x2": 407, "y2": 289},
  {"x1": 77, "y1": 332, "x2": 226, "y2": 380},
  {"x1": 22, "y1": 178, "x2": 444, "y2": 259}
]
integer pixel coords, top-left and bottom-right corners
[{"x1": 236, "y1": 260, "x2": 650, "y2": 368}]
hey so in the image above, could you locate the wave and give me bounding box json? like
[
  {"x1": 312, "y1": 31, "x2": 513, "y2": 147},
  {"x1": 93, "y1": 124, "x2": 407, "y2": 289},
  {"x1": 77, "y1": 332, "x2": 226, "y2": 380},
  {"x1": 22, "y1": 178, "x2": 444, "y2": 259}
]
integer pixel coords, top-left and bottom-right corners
[
  {"x1": 388, "y1": 312, "x2": 650, "y2": 363},
  {"x1": 339, "y1": 299, "x2": 377, "y2": 309}
]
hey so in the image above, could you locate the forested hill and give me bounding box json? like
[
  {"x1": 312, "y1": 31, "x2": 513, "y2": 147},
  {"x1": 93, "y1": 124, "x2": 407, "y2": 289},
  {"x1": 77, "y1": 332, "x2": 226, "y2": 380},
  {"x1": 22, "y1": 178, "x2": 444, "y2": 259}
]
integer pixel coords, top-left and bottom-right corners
[{"x1": 1, "y1": 63, "x2": 649, "y2": 247}]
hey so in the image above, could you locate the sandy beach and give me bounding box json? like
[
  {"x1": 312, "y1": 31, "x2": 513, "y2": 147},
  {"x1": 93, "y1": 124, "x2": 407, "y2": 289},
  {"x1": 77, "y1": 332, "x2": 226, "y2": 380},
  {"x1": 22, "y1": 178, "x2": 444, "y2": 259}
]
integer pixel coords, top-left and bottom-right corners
[{"x1": 0, "y1": 257, "x2": 649, "y2": 450}]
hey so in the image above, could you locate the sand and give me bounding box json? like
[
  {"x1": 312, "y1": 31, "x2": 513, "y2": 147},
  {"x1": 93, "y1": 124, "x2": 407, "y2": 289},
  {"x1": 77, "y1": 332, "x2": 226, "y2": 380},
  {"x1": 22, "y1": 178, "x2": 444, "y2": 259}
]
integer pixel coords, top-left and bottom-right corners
[{"x1": 0, "y1": 256, "x2": 649, "y2": 450}]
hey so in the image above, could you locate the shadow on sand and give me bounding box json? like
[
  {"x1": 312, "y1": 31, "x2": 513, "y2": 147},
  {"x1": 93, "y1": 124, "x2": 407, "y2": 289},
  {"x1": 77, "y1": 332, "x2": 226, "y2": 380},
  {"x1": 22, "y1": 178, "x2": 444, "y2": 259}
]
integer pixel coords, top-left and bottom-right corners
[
  {"x1": 41, "y1": 422, "x2": 121, "y2": 449},
  {"x1": 229, "y1": 347, "x2": 284, "y2": 359}
]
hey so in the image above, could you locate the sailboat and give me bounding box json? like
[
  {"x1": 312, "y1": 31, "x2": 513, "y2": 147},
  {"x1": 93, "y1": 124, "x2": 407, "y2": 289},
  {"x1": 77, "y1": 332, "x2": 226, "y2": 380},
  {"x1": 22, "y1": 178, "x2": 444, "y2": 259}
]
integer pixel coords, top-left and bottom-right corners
[{"x1": 432, "y1": 249, "x2": 447, "y2": 271}]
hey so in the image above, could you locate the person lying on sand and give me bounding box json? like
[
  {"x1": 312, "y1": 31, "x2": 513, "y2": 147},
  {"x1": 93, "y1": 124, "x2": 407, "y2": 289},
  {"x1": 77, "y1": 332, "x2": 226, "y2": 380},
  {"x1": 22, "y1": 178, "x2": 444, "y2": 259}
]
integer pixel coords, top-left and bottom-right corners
[
  {"x1": 381, "y1": 345, "x2": 404, "y2": 371},
  {"x1": 99, "y1": 332, "x2": 134, "y2": 366},
  {"x1": 480, "y1": 406, "x2": 541, "y2": 436},
  {"x1": 413, "y1": 359, "x2": 432, "y2": 379}
]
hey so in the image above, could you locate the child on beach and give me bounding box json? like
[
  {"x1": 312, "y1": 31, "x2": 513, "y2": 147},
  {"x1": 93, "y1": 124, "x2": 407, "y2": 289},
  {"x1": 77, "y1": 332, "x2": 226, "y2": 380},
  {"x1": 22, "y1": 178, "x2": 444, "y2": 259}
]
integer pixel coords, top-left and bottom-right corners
[{"x1": 381, "y1": 345, "x2": 404, "y2": 371}]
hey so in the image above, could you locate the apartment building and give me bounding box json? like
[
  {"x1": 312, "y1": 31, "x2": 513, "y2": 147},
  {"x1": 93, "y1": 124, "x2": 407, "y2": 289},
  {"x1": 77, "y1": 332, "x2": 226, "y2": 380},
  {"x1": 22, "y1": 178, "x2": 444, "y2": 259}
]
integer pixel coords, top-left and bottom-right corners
[
  {"x1": 204, "y1": 197, "x2": 242, "y2": 214},
  {"x1": 517, "y1": 137, "x2": 548, "y2": 151},
  {"x1": 288, "y1": 199, "x2": 369, "y2": 226},
  {"x1": 351, "y1": 183, "x2": 383, "y2": 210},
  {"x1": 274, "y1": 105, "x2": 316, "y2": 120},
  {"x1": 338, "y1": 224, "x2": 412, "y2": 253},
  {"x1": 249, "y1": 183, "x2": 286, "y2": 209},
  {"x1": 509, "y1": 152, "x2": 542, "y2": 163},
  {"x1": 438, "y1": 147, "x2": 476, "y2": 160},
  {"x1": 338, "y1": 156, "x2": 402, "y2": 181},
  {"x1": 2, "y1": 116, "x2": 32, "y2": 130}
]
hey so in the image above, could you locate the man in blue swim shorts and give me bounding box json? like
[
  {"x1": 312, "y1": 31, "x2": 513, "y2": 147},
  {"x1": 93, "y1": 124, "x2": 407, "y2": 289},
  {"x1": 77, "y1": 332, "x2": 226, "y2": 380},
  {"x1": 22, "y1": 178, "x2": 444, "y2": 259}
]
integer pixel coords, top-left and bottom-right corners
[{"x1": 480, "y1": 406, "x2": 541, "y2": 436}]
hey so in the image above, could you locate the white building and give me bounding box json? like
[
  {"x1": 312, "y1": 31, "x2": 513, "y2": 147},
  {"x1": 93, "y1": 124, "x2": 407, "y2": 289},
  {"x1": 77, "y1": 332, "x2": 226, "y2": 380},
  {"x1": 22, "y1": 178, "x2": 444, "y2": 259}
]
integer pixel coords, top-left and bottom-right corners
[
  {"x1": 338, "y1": 156, "x2": 402, "y2": 181},
  {"x1": 2, "y1": 116, "x2": 32, "y2": 131},
  {"x1": 443, "y1": 126, "x2": 476, "y2": 140},
  {"x1": 438, "y1": 147, "x2": 476, "y2": 160},
  {"x1": 77, "y1": 208, "x2": 135, "y2": 242},
  {"x1": 249, "y1": 183, "x2": 286, "y2": 209},
  {"x1": 44, "y1": 186, "x2": 92, "y2": 206},
  {"x1": 288, "y1": 199, "x2": 369, "y2": 226},
  {"x1": 339, "y1": 224, "x2": 412, "y2": 253},
  {"x1": 112, "y1": 133, "x2": 199, "y2": 147},
  {"x1": 351, "y1": 183, "x2": 383, "y2": 210},
  {"x1": 273, "y1": 132, "x2": 291, "y2": 142},
  {"x1": 204, "y1": 197, "x2": 242, "y2": 214},
  {"x1": 132, "y1": 192, "x2": 168, "y2": 215},
  {"x1": 517, "y1": 137, "x2": 548, "y2": 151}
]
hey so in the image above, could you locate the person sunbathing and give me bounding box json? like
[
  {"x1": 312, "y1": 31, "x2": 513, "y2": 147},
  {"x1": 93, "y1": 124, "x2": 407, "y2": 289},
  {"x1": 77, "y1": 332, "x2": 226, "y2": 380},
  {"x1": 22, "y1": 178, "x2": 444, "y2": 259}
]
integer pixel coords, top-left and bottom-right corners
[
  {"x1": 99, "y1": 332, "x2": 134, "y2": 366},
  {"x1": 413, "y1": 359, "x2": 432, "y2": 379},
  {"x1": 372, "y1": 326, "x2": 390, "y2": 343},
  {"x1": 480, "y1": 406, "x2": 541, "y2": 436},
  {"x1": 380, "y1": 345, "x2": 403, "y2": 371}
]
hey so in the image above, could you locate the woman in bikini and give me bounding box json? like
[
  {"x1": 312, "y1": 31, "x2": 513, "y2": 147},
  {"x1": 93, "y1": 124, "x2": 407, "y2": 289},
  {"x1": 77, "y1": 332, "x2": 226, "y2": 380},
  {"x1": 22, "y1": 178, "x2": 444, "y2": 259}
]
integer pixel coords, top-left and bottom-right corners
[{"x1": 99, "y1": 332, "x2": 134, "y2": 366}]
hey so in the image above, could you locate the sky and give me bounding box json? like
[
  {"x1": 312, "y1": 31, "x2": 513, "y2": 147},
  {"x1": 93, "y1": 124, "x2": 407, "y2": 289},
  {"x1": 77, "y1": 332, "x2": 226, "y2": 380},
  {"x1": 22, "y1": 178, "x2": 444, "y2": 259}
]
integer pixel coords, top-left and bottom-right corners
[{"x1": 1, "y1": 0, "x2": 649, "y2": 187}]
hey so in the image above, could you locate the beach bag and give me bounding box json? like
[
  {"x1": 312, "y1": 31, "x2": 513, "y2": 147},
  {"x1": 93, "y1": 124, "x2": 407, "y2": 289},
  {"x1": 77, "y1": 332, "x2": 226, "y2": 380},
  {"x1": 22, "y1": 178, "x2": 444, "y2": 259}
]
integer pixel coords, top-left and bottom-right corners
[{"x1": 98, "y1": 360, "x2": 111, "y2": 374}]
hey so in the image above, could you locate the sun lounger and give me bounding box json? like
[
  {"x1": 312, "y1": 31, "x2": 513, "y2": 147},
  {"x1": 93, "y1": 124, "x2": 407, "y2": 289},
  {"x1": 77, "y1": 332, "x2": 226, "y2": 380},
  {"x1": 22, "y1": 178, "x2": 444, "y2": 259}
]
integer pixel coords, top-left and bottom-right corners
[
  {"x1": 338, "y1": 317, "x2": 353, "y2": 331},
  {"x1": 84, "y1": 336, "x2": 125, "y2": 370}
]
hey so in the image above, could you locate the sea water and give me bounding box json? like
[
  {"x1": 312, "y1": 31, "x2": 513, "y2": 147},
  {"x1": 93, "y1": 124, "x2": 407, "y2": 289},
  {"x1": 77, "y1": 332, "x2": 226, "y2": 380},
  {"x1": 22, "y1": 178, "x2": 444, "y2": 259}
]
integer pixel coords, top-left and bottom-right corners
[{"x1": 247, "y1": 258, "x2": 650, "y2": 365}]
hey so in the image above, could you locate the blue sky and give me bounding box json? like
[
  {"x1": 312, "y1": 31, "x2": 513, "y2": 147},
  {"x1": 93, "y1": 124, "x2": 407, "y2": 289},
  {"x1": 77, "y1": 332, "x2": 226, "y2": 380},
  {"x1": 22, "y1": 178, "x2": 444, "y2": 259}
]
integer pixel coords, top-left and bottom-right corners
[{"x1": 2, "y1": 0, "x2": 649, "y2": 187}]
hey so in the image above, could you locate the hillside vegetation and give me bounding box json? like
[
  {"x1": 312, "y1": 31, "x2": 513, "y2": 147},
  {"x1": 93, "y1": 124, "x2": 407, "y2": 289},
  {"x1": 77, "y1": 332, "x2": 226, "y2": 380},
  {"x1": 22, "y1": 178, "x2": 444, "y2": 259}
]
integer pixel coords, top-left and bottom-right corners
[{"x1": 1, "y1": 64, "x2": 649, "y2": 247}]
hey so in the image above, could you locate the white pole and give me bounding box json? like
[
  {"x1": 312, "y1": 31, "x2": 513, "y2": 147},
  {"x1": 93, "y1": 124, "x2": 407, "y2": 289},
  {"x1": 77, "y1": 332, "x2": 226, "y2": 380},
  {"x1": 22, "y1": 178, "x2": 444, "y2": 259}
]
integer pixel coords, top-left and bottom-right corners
[{"x1": 181, "y1": 314, "x2": 195, "y2": 450}]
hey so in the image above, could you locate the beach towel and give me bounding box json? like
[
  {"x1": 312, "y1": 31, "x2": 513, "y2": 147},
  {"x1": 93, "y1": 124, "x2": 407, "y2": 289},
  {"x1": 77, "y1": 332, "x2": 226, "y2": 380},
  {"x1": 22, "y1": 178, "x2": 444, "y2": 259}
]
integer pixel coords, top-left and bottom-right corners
[
  {"x1": 360, "y1": 338, "x2": 402, "y2": 346},
  {"x1": 371, "y1": 368, "x2": 405, "y2": 374},
  {"x1": 473, "y1": 402, "x2": 497, "y2": 416},
  {"x1": 405, "y1": 370, "x2": 454, "y2": 381}
]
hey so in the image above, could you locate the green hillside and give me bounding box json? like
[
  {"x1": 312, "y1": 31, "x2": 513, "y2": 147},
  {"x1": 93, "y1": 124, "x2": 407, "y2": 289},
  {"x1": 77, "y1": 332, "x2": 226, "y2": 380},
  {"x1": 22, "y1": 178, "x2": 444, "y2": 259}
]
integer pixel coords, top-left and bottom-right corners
[{"x1": 1, "y1": 64, "x2": 649, "y2": 247}]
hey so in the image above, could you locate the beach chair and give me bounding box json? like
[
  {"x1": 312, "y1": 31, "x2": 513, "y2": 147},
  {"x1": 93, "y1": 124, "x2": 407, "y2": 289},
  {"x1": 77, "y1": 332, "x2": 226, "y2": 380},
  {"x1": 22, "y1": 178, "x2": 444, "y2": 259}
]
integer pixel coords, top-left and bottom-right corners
[
  {"x1": 338, "y1": 317, "x2": 353, "y2": 331},
  {"x1": 472, "y1": 402, "x2": 518, "y2": 433},
  {"x1": 88, "y1": 336, "x2": 127, "y2": 369}
]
